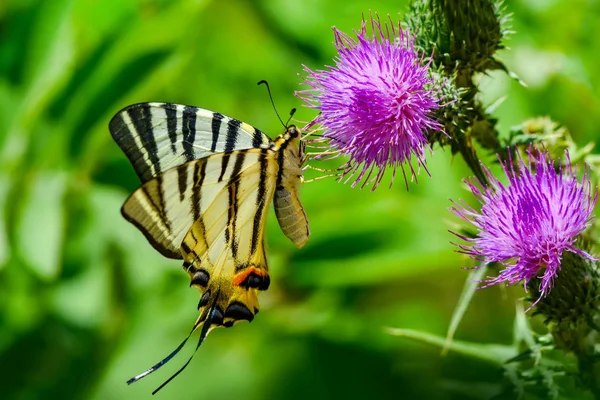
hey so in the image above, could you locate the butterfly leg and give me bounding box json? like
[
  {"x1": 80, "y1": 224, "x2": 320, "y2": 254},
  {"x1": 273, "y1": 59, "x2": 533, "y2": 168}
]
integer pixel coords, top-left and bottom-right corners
[
  {"x1": 303, "y1": 164, "x2": 341, "y2": 174},
  {"x1": 301, "y1": 173, "x2": 341, "y2": 184}
]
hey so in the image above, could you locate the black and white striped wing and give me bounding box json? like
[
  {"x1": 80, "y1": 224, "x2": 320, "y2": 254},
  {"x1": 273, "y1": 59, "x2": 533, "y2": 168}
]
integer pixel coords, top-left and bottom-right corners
[
  {"x1": 109, "y1": 102, "x2": 272, "y2": 183},
  {"x1": 120, "y1": 149, "x2": 275, "y2": 259}
]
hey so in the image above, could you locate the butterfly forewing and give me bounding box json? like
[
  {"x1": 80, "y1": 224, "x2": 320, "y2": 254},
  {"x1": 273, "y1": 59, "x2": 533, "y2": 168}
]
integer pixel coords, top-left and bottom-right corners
[{"x1": 109, "y1": 102, "x2": 271, "y2": 183}]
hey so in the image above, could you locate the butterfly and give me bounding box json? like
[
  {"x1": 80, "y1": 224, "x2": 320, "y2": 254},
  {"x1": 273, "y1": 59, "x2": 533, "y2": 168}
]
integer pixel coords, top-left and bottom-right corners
[{"x1": 109, "y1": 101, "x2": 310, "y2": 393}]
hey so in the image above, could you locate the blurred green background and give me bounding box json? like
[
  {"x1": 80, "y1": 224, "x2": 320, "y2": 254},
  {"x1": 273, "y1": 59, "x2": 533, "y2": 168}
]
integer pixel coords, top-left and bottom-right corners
[{"x1": 1, "y1": 0, "x2": 599, "y2": 399}]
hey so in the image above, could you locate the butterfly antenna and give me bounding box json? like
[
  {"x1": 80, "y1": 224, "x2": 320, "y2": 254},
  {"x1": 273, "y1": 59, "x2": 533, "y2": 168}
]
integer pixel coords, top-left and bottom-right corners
[
  {"x1": 285, "y1": 108, "x2": 297, "y2": 127},
  {"x1": 126, "y1": 321, "x2": 200, "y2": 385},
  {"x1": 257, "y1": 80, "x2": 288, "y2": 128},
  {"x1": 151, "y1": 297, "x2": 219, "y2": 395}
]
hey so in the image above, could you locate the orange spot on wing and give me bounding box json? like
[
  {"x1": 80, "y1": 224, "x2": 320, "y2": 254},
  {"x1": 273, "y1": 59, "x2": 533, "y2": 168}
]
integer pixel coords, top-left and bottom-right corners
[{"x1": 233, "y1": 266, "x2": 267, "y2": 286}]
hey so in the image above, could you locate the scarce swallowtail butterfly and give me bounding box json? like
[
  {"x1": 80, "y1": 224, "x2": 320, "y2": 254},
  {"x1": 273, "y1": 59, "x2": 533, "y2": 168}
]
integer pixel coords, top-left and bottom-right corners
[{"x1": 109, "y1": 101, "x2": 309, "y2": 393}]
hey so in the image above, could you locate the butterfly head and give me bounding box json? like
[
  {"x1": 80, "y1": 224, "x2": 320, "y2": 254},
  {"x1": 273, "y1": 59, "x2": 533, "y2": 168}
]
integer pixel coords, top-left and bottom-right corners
[
  {"x1": 272, "y1": 125, "x2": 304, "y2": 158},
  {"x1": 286, "y1": 125, "x2": 301, "y2": 140}
]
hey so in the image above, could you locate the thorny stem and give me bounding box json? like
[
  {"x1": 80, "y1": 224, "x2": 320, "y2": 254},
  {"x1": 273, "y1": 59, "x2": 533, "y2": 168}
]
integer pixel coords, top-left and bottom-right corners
[
  {"x1": 455, "y1": 136, "x2": 489, "y2": 186},
  {"x1": 448, "y1": 77, "x2": 491, "y2": 186}
]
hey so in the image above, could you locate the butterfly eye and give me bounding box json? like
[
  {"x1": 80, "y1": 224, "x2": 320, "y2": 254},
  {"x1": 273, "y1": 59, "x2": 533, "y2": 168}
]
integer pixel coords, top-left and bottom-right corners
[{"x1": 287, "y1": 125, "x2": 300, "y2": 139}]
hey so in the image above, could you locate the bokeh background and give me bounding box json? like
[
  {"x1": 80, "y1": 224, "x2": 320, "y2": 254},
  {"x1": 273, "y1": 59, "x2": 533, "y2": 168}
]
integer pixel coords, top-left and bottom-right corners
[{"x1": 1, "y1": 0, "x2": 599, "y2": 399}]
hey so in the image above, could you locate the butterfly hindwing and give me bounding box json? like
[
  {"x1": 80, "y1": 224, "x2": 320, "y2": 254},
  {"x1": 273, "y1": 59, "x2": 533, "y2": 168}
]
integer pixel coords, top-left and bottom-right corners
[
  {"x1": 109, "y1": 102, "x2": 272, "y2": 183},
  {"x1": 182, "y1": 149, "x2": 278, "y2": 327},
  {"x1": 121, "y1": 148, "x2": 272, "y2": 259}
]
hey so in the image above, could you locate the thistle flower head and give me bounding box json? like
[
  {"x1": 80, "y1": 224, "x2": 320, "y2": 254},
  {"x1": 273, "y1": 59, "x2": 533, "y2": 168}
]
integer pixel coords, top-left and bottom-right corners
[
  {"x1": 298, "y1": 16, "x2": 443, "y2": 189},
  {"x1": 451, "y1": 150, "x2": 597, "y2": 304}
]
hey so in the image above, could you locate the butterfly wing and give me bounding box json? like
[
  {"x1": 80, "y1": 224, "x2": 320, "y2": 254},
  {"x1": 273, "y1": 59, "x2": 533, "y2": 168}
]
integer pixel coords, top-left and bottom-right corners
[
  {"x1": 109, "y1": 102, "x2": 271, "y2": 183},
  {"x1": 122, "y1": 149, "x2": 277, "y2": 324},
  {"x1": 111, "y1": 104, "x2": 311, "y2": 392},
  {"x1": 182, "y1": 149, "x2": 277, "y2": 327}
]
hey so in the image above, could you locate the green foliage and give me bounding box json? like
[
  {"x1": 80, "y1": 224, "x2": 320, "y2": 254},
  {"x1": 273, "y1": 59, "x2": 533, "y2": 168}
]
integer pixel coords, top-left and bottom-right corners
[{"x1": 0, "y1": 0, "x2": 599, "y2": 399}]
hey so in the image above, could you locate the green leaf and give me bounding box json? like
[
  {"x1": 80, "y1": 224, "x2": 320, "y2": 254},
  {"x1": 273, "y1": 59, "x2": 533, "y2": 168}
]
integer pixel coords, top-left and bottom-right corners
[
  {"x1": 0, "y1": 83, "x2": 20, "y2": 155},
  {"x1": 443, "y1": 263, "x2": 489, "y2": 354},
  {"x1": 50, "y1": 264, "x2": 110, "y2": 328},
  {"x1": 513, "y1": 300, "x2": 536, "y2": 350},
  {"x1": 0, "y1": 174, "x2": 11, "y2": 267},
  {"x1": 22, "y1": 0, "x2": 74, "y2": 120},
  {"x1": 1, "y1": 0, "x2": 75, "y2": 170},
  {"x1": 16, "y1": 171, "x2": 67, "y2": 280},
  {"x1": 386, "y1": 327, "x2": 516, "y2": 366}
]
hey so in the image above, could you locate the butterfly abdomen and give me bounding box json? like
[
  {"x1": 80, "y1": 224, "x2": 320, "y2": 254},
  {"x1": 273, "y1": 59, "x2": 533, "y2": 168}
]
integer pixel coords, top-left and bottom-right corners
[
  {"x1": 272, "y1": 128, "x2": 310, "y2": 248},
  {"x1": 274, "y1": 187, "x2": 310, "y2": 248}
]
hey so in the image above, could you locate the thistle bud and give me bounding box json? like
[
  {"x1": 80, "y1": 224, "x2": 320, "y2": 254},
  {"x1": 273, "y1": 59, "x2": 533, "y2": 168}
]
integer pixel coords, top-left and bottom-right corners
[
  {"x1": 530, "y1": 251, "x2": 600, "y2": 354},
  {"x1": 405, "y1": 0, "x2": 511, "y2": 75}
]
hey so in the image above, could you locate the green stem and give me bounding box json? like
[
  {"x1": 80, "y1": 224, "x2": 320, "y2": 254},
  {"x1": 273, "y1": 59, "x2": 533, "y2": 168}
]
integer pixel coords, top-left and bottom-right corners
[{"x1": 577, "y1": 352, "x2": 600, "y2": 398}]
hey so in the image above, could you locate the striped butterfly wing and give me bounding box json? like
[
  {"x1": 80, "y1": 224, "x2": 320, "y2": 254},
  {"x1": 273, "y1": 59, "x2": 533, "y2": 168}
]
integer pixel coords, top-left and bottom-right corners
[
  {"x1": 109, "y1": 102, "x2": 271, "y2": 183},
  {"x1": 123, "y1": 149, "x2": 277, "y2": 324},
  {"x1": 181, "y1": 149, "x2": 277, "y2": 326},
  {"x1": 121, "y1": 148, "x2": 279, "y2": 393},
  {"x1": 110, "y1": 102, "x2": 273, "y2": 259}
]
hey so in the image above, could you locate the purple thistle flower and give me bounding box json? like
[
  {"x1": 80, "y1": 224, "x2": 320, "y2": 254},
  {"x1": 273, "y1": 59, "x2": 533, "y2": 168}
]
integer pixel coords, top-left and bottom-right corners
[
  {"x1": 451, "y1": 150, "x2": 597, "y2": 304},
  {"x1": 297, "y1": 16, "x2": 443, "y2": 190}
]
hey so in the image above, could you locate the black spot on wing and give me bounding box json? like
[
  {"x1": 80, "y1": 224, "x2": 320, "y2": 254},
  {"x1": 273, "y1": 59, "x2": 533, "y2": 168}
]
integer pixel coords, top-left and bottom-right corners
[
  {"x1": 180, "y1": 242, "x2": 196, "y2": 256},
  {"x1": 237, "y1": 268, "x2": 271, "y2": 291},
  {"x1": 211, "y1": 307, "x2": 224, "y2": 326},
  {"x1": 251, "y1": 150, "x2": 269, "y2": 255},
  {"x1": 190, "y1": 161, "x2": 209, "y2": 250},
  {"x1": 225, "y1": 184, "x2": 233, "y2": 246},
  {"x1": 182, "y1": 106, "x2": 197, "y2": 161},
  {"x1": 192, "y1": 161, "x2": 206, "y2": 221},
  {"x1": 218, "y1": 154, "x2": 231, "y2": 182},
  {"x1": 128, "y1": 103, "x2": 162, "y2": 179},
  {"x1": 211, "y1": 112, "x2": 224, "y2": 152},
  {"x1": 226, "y1": 152, "x2": 246, "y2": 257},
  {"x1": 154, "y1": 175, "x2": 170, "y2": 231},
  {"x1": 177, "y1": 164, "x2": 188, "y2": 202},
  {"x1": 224, "y1": 118, "x2": 241, "y2": 152},
  {"x1": 140, "y1": 184, "x2": 163, "y2": 221},
  {"x1": 165, "y1": 104, "x2": 178, "y2": 153},
  {"x1": 109, "y1": 113, "x2": 140, "y2": 176},
  {"x1": 198, "y1": 290, "x2": 211, "y2": 310},
  {"x1": 252, "y1": 127, "x2": 265, "y2": 148},
  {"x1": 224, "y1": 302, "x2": 254, "y2": 322},
  {"x1": 190, "y1": 269, "x2": 210, "y2": 287}
]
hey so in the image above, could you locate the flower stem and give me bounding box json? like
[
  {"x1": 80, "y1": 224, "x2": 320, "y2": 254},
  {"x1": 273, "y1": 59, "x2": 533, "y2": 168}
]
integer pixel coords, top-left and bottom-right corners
[{"x1": 577, "y1": 351, "x2": 600, "y2": 398}]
